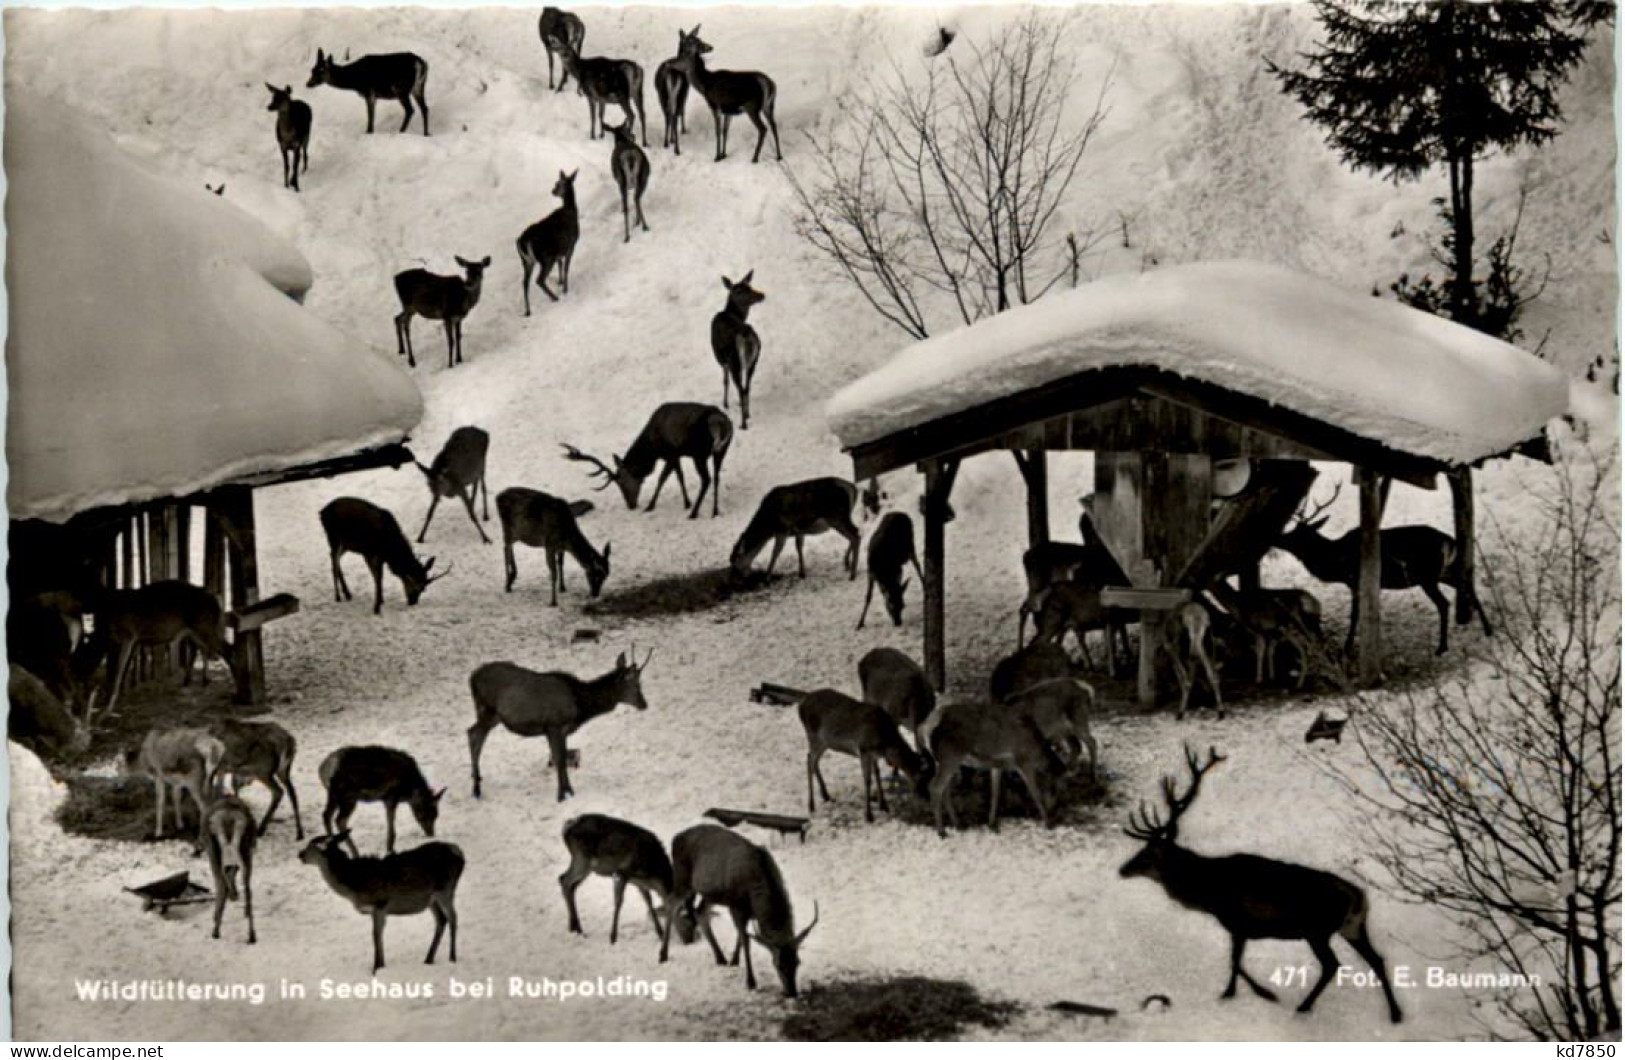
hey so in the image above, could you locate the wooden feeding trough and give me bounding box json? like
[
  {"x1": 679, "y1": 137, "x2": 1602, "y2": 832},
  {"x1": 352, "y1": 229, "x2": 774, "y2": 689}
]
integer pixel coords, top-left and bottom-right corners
[
  {"x1": 749, "y1": 682, "x2": 807, "y2": 707},
  {"x1": 827, "y1": 263, "x2": 1568, "y2": 707},
  {"x1": 124, "y1": 871, "x2": 211, "y2": 914},
  {"x1": 704, "y1": 807, "x2": 812, "y2": 843}
]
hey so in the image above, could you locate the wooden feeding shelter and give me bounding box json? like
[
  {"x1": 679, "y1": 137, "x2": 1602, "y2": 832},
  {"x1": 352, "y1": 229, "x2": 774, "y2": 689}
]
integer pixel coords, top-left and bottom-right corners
[
  {"x1": 5, "y1": 92, "x2": 423, "y2": 708},
  {"x1": 826, "y1": 261, "x2": 1569, "y2": 706}
]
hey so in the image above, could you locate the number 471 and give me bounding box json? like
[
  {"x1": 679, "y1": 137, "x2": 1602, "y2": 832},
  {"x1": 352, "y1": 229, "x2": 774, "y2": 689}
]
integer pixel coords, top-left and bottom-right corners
[{"x1": 1270, "y1": 966, "x2": 1310, "y2": 988}]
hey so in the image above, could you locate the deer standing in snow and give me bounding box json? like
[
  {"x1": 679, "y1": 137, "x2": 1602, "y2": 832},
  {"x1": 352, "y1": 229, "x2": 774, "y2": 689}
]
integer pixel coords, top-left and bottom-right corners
[
  {"x1": 496, "y1": 487, "x2": 611, "y2": 603},
  {"x1": 538, "y1": 7, "x2": 586, "y2": 92},
  {"x1": 307, "y1": 49, "x2": 429, "y2": 135},
  {"x1": 299, "y1": 833, "x2": 464, "y2": 973},
  {"x1": 671, "y1": 27, "x2": 782, "y2": 163},
  {"x1": 318, "y1": 745, "x2": 444, "y2": 855},
  {"x1": 558, "y1": 813, "x2": 697, "y2": 947},
  {"x1": 517, "y1": 170, "x2": 580, "y2": 315},
  {"x1": 264, "y1": 84, "x2": 311, "y2": 191},
  {"x1": 205, "y1": 796, "x2": 258, "y2": 944},
  {"x1": 711, "y1": 272, "x2": 764, "y2": 429},
  {"x1": 730, "y1": 477, "x2": 860, "y2": 580},
  {"x1": 393, "y1": 255, "x2": 489, "y2": 369},
  {"x1": 562, "y1": 403, "x2": 734, "y2": 519},
  {"x1": 856, "y1": 512, "x2": 922, "y2": 629},
  {"x1": 798, "y1": 689, "x2": 923, "y2": 823},
  {"x1": 320, "y1": 497, "x2": 449, "y2": 615},
  {"x1": 608, "y1": 118, "x2": 650, "y2": 243},
  {"x1": 416, "y1": 426, "x2": 492, "y2": 543}
]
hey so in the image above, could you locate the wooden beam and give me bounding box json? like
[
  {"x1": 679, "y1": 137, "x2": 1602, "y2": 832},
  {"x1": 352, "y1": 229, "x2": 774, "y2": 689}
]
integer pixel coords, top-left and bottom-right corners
[
  {"x1": 920, "y1": 458, "x2": 960, "y2": 692},
  {"x1": 190, "y1": 443, "x2": 416, "y2": 495},
  {"x1": 216, "y1": 487, "x2": 265, "y2": 707},
  {"x1": 1355, "y1": 467, "x2": 1385, "y2": 686},
  {"x1": 1448, "y1": 467, "x2": 1478, "y2": 625},
  {"x1": 1136, "y1": 452, "x2": 1213, "y2": 708},
  {"x1": 1014, "y1": 449, "x2": 1050, "y2": 547}
]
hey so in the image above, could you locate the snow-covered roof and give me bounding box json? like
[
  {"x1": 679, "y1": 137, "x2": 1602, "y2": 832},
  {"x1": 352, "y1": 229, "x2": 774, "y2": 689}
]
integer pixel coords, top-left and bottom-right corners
[
  {"x1": 826, "y1": 261, "x2": 1569, "y2": 467},
  {"x1": 4, "y1": 92, "x2": 424, "y2": 523}
]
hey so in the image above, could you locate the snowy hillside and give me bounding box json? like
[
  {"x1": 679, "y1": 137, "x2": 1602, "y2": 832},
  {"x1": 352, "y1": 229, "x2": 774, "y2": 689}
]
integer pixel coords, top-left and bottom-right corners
[{"x1": 5, "y1": 4, "x2": 1616, "y2": 1043}]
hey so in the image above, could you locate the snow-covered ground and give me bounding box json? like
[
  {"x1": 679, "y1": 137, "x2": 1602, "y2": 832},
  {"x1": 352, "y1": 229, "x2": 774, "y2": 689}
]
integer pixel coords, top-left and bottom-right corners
[{"x1": 5, "y1": 4, "x2": 1617, "y2": 1042}]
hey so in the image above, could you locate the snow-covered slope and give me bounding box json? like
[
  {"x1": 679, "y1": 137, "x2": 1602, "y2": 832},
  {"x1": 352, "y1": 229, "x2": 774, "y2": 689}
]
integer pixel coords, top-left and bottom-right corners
[{"x1": 4, "y1": 4, "x2": 1615, "y2": 1043}]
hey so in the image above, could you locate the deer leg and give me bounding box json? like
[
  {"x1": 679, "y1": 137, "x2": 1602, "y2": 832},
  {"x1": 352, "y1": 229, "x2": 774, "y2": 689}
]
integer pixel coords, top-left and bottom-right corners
[
  {"x1": 520, "y1": 254, "x2": 535, "y2": 316},
  {"x1": 720, "y1": 364, "x2": 731, "y2": 409},
  {"x1": 930, "y1": 756, "x2": 960, "y2": 838},
  {"x1": 1227, "y1": 935, "x2": 1279, "y2": 1001},
  {"x1": 365, "y1": 94, "x2": 377, "y2": 134},
  {"x1": 150, "y1": 774, "x2": 167, "y2": 840},
  {"x1": 766, "y1": 105, "x2": 783, "y2": 162},
  {"x1": 620, "y1": 181, "x2": 631, "y2": 243},
  {"x1": 695, "y1": 900, "x2": 727, "y2": 965},
  {"x1": 648, "y1": 463, "x2": 676, "y2": 511},
  {"x1": 636, "y1": 184, "x2": 648, "y2": 231},
  {"x1": 1345, "y1": 923, "x2": 1403, "y2": 1023},
  {"x1": 416, "y1": 90, "x2": 429, "y2": 137},
  {"x1": 426, "y1": 902, "x2": 447, "y2": 963},
  {"x1": 748, "y1": 107, "x2": 768, "y2": 164},
  {"x1": 467, "y1": 715, "x2": 494, "y2": 798},
  {"x1": 987, "y1": 769, "x2": 1005, "y2": 832},
  {"x1": 712, "y1": 106, "x2": 725, "y2": 161},
  {"x1": 457, "y1": 487, "x2": 489, "y2": 543},
  {"x1": 282, "y1": 766, "x2": 304, "y2": 839},
  {"x1": 371, "y1": 909, "x2": 388, "y2": 973},
  {"x1": 503, "y1": 540, "x2": 517, "y2": 592},
  {"x1": 1420, "y1": 582, "x2": 1451, "y2": 654},
  {"x1": 722, "y1": 114, "x2": 734, "y2": 160},
  {"x1": 1198, "y1": 641, "x2": 1224, "y2": 719},
  {"x1": 547, "y1": 730, "x2": 573, "y2": 801},
  {"x1": 688, "y1": 460, "x2": 710, "y2": 520},
  {"x1": 102, "y1": 639, "x2": 138, "y2": 719},
  {"x1": 812, "y1": 748, "x2": 833, "y2": 804},
  {"x1": 560, "y1": 248, "x2": 573, "y2": 296},
  {"x1": 869, "y1": 753, "x2": 889, "y2": 815},
  {"x1": 1298, "y1": 936, "x2": 1341, "y2": 1012},
  {"x1": 417, "y1": 494, "x2": 442, "y2": 543},
  {"x1": 546, "y1": 547, "x2": 561, "y2": 607},
  {"x1": 481, "y1": 476, "x2": 490, "y2": 522},
  {"x1": 395, "y1": 312, "x2": 417, "y2": 368},
  {"x1": 764, "y1": 537, "x2": 786, "y2": 575},
  {"x1": 241, "y1": 855, "x2": 256, "y2": 944},
  {"x1": 385, "y1": 800, "x2": 399, "y2": 853},
  {"x1": 610, "y1": 876, "x2": 628, "y2": 944},
  {"x1": 842, "y1": 524, "x2": 860, "y2": 580},
  {"x1": 712, "y1": 452, "x2": 724, "y2": 517},
  {"x1": 639, "y1": 886, "x2": 664, "y2": 938},
  {"x1": 727, "y1": 907, "x2": 747, "y2": 968},
  {"x1": 558, "y1": 856, "x2": 590, "y2": 934},
  {"x1": 794, "y1": 535, "x2": 806, "y2": 578},
  {"x1": 857, "y1": 576, "x2": 877, "y2": 630},
  {"x1": 672, "y1": 463, "x2": 691, "y2": 507},
  {"x1": 1017, "y1": 764, "x2": 1053, "y2": 827},
  {"x1": 258, "y1": 775, "x2": 284, "y2": 836},
  {"x1": 805, "y1": 750, "x2": 817, "y2": 813},
  {"x1": 366, "y1": 557, "x2": 386, "y2": 615},
  {"x1": 398, "y1": 93, "x2": 415, "y2": 134}
]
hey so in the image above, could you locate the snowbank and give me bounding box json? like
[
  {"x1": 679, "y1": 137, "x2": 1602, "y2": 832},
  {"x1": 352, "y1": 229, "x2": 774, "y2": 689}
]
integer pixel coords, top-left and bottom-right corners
[
  {"x1": 3, "y1": 91, "x2": 424, "y2": 523},
  {"x1": 826, "y1": 261, "x2": 1569, "y2": 466}
]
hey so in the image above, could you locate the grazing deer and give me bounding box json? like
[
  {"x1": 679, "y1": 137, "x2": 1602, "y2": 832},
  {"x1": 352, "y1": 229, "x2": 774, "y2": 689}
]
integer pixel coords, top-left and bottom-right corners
[
  {"x1": 990, "y1": 642, "x2": 1098, "y2": 778},
  {"x1": 264, "y1": 84, "x2": 312, "y2": 192},
  {"x1": 417, "y1": 426, "x2": 492, "y2": 544},
  {"x1": 559, "y1": 813, "x2": 697, "y2": 946},
  {"x1": 857, "y1": 647, "x2": 935, "y2": 755},
  {"x1": 9, "y1": 592, "x2": 93, "y2": 719},
  {"x1": 1120, "y1": 745, "x2": 1403, "y2": 1023},
  {"x1": 393, "y1": 255, "x2": 490, "y2": 369},
  {"x1": 659, "y1": 824, "x2": 819, "y2": 997},
  {"x1": 319, "y1": 498, "x2": 448, "y2": 615},
  {"x1": 517, "y1": 170, "x2": 580, "y2": 315},
  {"x1": 556, "y1": 39, "x2": 647, "y2": 144},
  {"x1": 307, "y1": 48, "x2": 429, "y2": 135},
  {"x1": 562, "y1": 403, "x2": 734, "y2": 519},
  {"x1": 538, "y1": 7, "x2": 586, "y2": 92},
  {"x1": 857, "y1": 512, "x2": 922, "y2": 629},
  {"x1": 672, "y1": 27, "x2": 781, "y2": 163},
  {"x1": 318, "y1": 745, "x2": 444, "y2": 855},
  {"x1": 918, "y1": 701, "x2": 1067, "y2": 838},
  {"x1": 1276, "y1": 484, "x2": 1490, "y2": 655},
  {"x1": 1209, "y1": 585, "x2": 1343, "y2": 691},
  {"x1": 1161, "y1": 600, "x2": 1224, "y2": 720},
  {"x1": 204, "y1": 796, "x2": 258, "y2": 944},
  {"x1": 608, "y1": 118, "x2": 650, "y2": 243},
  {"x1": 798, "y1": 689, "x2": 923, "y2": 823},
  {"x1": 495, "y1": 487, "x2": 611, "y2": 603},
  {"x1": 209, "y1": 719, "x2": 302, "y2": 838},
  {"x1": 655, "y1": 34, "x2": 690, "y2": 154},
  {"x1": 711, "y1": 271, "x2": 764, "y2": 429},
  {"x1": 730, "y1": 477, "x2": 860, "y2": 580},
  {"x1": 8, "y1": 665, "x2": 92, "y2": 758},
  {"x1": 121, "y1": 727, "x2": 225, "y2": 851},
  {"x1": 299, "y1": 833, "x2": 464, "y2": 974},
  {"x1": 466, "y1": 650, "x2": 651, "y2": 801},
  {"x1": 97, "y1": 580, "x2": 232, "y2": 717},
  {"x1": 1030, "y1": 581, "x2": 1131, "y2": 675}
]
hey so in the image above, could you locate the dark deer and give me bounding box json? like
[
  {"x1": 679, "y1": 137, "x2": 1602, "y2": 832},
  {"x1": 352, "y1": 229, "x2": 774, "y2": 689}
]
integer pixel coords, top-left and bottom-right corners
[
  {"x1": 210, "y1": 718, "x2": 303, "y2": 838},
  {"x1": 659, "y1": 824, "x2": 819, "y2": 997},
  {"x1": 672, "y1": 27, "x2": 781, "y2": 163},
  {"x1": 561, "y1": 403, "x2": 733, "y2": 519},
  {"x1": 857, "y1": 647, "x2": 935, "y2": 755},
  {"x1": 798, "y1": 689, "x2": 923, "y2": 823},
  {"x1": 318, "y1": 745, "x2": 444, "y2": 855},
  {"x1": 97, "y1": 581, "x2": 232, "y2": 717},
  {"x1": 711, "y1": 271, "x2": 764, "y2": 428},
  {"x1": 730, "y1": 477, "x2": 860, "y2": 580},
  {"x1": 558, "y1": 813, "x2": 696, "y2": 946},
  {"x1": 416, "y1": 426, "x2": 491, "y2": 543},
  {"x1": 264, "y1": 84, "x2": 311, "y2": 192},
  {"x1": 299, "y1": 833, "x2": 464, "y2": 974},
  {"x1": 307, "y1": 49, "x2": 429, "y2": 135},
  {"x1": 495, "y1": 487, "x2": 611, "y2": 603},
  {"x1": 466, "y1": 649, "x2": 651, "y2": 801},
  {"x1": 655, "y1": 33, "x2": 690, "y2": 154},
  {"x1": 1030, "y1": 581, "x2": 1131, "y2": 676},
  {"x1": 857, "y1": 512, "x2": 922, "y2": 629},
  {"x1": 319, "y1": 498, "x2": 449, "y2": 615},
  {"x1": 1120, "y1": 745, "x2": 1403, "y2": 1023},
  {"x1": 537, "y1": 7, "x2": 585, "y2": 92},
  {"x1": 7, "y1": 665, "x2": 91, "y2": 759},
  {"x1": 393, "y1": 255, "x2": 490, "y2": 369},
  {"x1": 204, "y1": 796, "x2": 258, "y2": 944},
  {"x1": 517, "y1": 170, "x2": 580, "y2": 315},
  {"x1": 991, "y1": 642, "x2": 1098, "y2": 778},
  {"x1": 1275, "y1": 483, "x2": 1490, "y2": 655},
  {"x1": 919, "y1": 702, "x2": 1067, "y2": 838},
  {"x1": 608, "y1": 118, "x2": 650, "y2": 243},
  {"x1": 556, "y1": 38, "x2": 647, "y2": 145},
  {"x1": 10, "y1": 592, "x2": 94, "y2": 719}
]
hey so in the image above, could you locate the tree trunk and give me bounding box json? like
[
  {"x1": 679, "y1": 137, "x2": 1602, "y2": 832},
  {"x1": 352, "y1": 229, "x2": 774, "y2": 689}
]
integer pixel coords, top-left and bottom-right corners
[{"x1": 1451, "y1": 153, "x2": 1476, "y2": 326}]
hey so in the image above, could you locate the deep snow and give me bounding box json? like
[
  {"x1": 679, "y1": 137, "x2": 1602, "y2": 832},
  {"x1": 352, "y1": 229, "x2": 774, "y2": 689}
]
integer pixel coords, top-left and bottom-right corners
[{"x1": 4, "y1": 3, "x2": 1617, "y2": 1043}]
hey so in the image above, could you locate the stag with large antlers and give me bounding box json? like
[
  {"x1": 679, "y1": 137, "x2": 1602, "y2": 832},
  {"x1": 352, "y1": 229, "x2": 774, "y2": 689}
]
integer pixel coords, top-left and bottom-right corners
[
  {"x1": 1120, "y1": 745, "x2": 1403, "y2": 1023},
  {"x1": 562, "y1": 403, "x2": 733, "y2": 519},
  {"x1": 1275, "y1": 482, "x2": 1490, "y2": 655}
]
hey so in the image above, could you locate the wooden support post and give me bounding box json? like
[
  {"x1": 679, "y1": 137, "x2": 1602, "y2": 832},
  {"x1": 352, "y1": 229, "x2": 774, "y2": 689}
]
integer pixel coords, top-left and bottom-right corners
[
  {"x1": 170, "y1": 505, "x2": 191, "y2": 584},
  {"x1": 1135, "y1": 452, "x2": 1214, "y2": 709},
  {"x1": 1448, "y1": 467, "x2": 1477, "y2": 625},
  {"x1": 1355, "y1": 466, "x2": 1385, "y2": 686},
  {"x1": 217, "y1": 488, "x2": 265, "y2": 707},
  {"x1": 203, "y1": 509, "x2": 227, "y2": 603},
  {"x1": 1013, "y1": 449, "x2": 1050, "y2": 548},
  {"x1": 149, "y1": 506, "x2": 173, "y2": 677},
  {"x1": 920, "y1": 458, "x2": 960, "y2": 693}
]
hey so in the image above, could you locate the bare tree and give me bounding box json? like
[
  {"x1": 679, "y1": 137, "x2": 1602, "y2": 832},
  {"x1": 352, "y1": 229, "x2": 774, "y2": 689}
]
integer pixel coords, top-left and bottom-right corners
[
  {"x1": 1330, "y1": 443, "x2": 1620, "y2": 1040},
  {"x1": 788, "y1": 13, "x2": 1114, "y2": 340}
]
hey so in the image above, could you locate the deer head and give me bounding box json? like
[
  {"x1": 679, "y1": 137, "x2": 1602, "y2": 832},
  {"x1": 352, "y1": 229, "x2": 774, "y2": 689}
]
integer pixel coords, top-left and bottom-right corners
[
  {"x1": 552, "y1": 169, "x2": 578, "y2": 201},
  {"x1": 408, "y1": 786, "x2": 446, "y2": 836},
  {"x1": 561, "y1": 443, "x2": 641, "y2": 509},
  {"x1": 586, "y1": 543, "x2": 612, "y2": 598},
  {"x1": 307, "y1": 49, "x2": 334, "y2": 88},
  {"x1": 748, "y1": 900, "x2": 819, "y2": 998},
  {"x1": 402, "y1": 556, "x2": 453, "y2": 606},
  {"x1": 881, "y1": 576, "x2": 910, "y2": 627},
  {"x1": 721, "y1": 271, "x2": 765, "y2": 312},
  {"x1": 1119, "y1": 744, "x2": 1226, "y2": 882},
  {"x1": 454, "y1": 255, "x2": 492, "y2": 287},
  {"x1": 265, "y1": 84, "x2": 295, "y2": 111},
  {"x1": 1280, "y1": 482, "x2": 1342, "y2": 549},
  {"x1": 677, "y1": 25, "x2": 714, "y2": 60},
  {"x1": 614, "y1": 646, "x2": 654, "y2": 710}
]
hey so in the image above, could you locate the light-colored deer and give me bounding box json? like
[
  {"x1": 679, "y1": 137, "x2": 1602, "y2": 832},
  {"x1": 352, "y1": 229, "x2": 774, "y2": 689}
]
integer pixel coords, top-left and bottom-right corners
[
  {"x1": 658, "y1": 824, "x2": 819, "y2": 996},
  {"x1": 204, "y1": 796, "x2": 258, "y2": 944},
  {"x1": 730, "y1": 477, "x2": 860, "y2": 580},
  {"x1": 798, "y1": 689, "x2": 924, "y2": 823},
  {"x1": 417, "y1": 426, "x2": 491, "y2": 544},
  {"x1": 558, "y1": 813, "x2": 697, "y2": 947},
  {"x1": 1164, "y1": 600, "x2": 1223, "y2": 720},
  {"x1": 210, "y1": 718, "x2": 303, "y2": 838},
  {"x1": 97, "y1": 580, "x2": 232, "y2": 718},
  {"x1": 307, "y1": 49, "x2": 429, "y2": 135},
  {"x1": 393, "y1": 255, "x2": 489, "y2": 369},
  {"x1": 299, "y1": 833, "x2": 464, "y2": 973},
  {"x1": 920, "y1": 701, "x2": 1068, "y2": 838},
  {"x1": 121, "y1": 726, "x2": 225, "y2": 851},
  {"x1": 561, "y1": 402, "x2": 733, "y2": 519},
  {"x1": 495, "y1": 487, "x2": 611, "y2": 603},
  {"x1": 466, "y1": 649, "x2": 650, "y2": 801},
  {"x1": 320, "y1": 497, "x2": 449, "y2": 615},
  {"x1": 857, "y1": 647, "x2": 935, "y2": 756},
  {"x1": 1120, "y1": 745, "x2": 1403, "y2": 1023},
  {"x1": 990, "y1": 644, "x2": 1099, "y2": 781}
]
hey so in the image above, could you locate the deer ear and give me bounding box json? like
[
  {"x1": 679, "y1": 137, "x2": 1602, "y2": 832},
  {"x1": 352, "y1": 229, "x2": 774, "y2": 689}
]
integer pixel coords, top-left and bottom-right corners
[
  {"x1": 569, "y1": 168, "x2": 579, "y2": 181},
  {"x1": 603, "y1": 542, "x2": 612, "y2": 562},
  {"x1": 481, "y1": 256, "x2": 491, "y2": 267},
  {"x1": 316, "y1": 48, "x2": 325, "y2": 61},
  {"x1": 616, "y1": 651, "x2": 628, "y2": 667},
  {"x1": 284, "y1": 85, "x2": 292, "y2": 96},
  {"x1": 424, "y1": 557, "x2": 436, "y2": 572},
  {"x1": 266, "y1": 82, "x2": 277, "y2": 94},
  {"x1": 432, "y1": 787, "x2": 446, "y2": 803},
  {"x1": 692, "y1": 23, "x2": 702, "y2": 35},
  {"x1": 721, "y1": 276, "x2": 733, "y2": 290},
  {"x1": 742, "y1": 269, "x2": 755, "y2": 284}
]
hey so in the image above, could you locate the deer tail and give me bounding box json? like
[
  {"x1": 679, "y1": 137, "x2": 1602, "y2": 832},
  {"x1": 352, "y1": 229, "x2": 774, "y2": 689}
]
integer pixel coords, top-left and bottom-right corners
[{"x1": 710, "y1": 413, "x2": 735, "y2": 460}]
